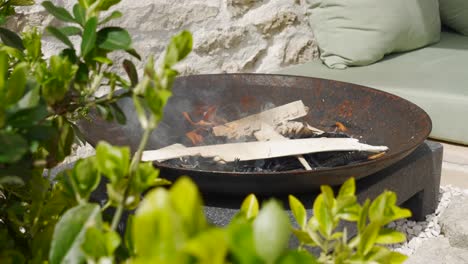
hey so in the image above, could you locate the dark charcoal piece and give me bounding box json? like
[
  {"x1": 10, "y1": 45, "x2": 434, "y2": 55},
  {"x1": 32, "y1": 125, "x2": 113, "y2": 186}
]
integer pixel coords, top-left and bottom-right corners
[
  {"x1": 311, "y1": 132, "x2": 351, "y2": 138},
  {"x1": 319, "y1": 151, "x2": 370, "y2": 167}
]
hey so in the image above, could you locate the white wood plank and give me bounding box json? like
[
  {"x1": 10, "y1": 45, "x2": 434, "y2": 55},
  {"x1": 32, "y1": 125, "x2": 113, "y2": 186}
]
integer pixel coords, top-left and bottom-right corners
[
  {"x1": 142, "y1": 138, "x2": 388, "y2": 162},
  {"x1": 212, "y1": 100, "x2": 309, "y2": 139}
]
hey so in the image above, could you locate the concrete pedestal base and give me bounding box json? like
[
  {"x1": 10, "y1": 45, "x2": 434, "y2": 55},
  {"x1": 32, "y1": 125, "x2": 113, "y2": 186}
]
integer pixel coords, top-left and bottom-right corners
[{"x1": 203, "y1": 141, "x2": 443, "y2": 225}]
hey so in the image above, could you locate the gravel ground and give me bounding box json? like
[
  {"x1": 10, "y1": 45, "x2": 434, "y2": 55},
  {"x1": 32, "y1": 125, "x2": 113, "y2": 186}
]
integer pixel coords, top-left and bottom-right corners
[{"x1": 390, "y1": 185, "x2": 468, "y2": 255}]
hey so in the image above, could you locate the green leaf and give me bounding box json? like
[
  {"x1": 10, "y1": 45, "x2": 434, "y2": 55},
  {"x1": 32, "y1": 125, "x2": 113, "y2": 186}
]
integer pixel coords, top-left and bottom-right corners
[
  {"x1": 6, "y1": 102, "x2": 49, "y2": 128},
  {"x1": 49, "y1": 204, "x2": 102, "y2": 264},
  {"x1": 73, "y1": 4, "x2": 86, "y2": 26},
  {"x1": 130, "y1": 161, "x2": 159, "y2": 194},
  {"x1": 0, "y1": 250, "x2": 25, "y2": 263},
  {"x1": 380, "y1": 251, "x2": 408, "y2": 264},
  {"x1": 338, "y1": 177, "x2": 355, "y2": 198},
  {"x1": 0, "y1": 27, "x2": 25, "y2": 50},
  {"x1": 240, "y1": 194, "x2": 259, "y2": 220},
  {"x1": 313, "y1": 194, "x2": 333, "y2": 238},
  {"x1": 169, "y1": 177, "x2": 207, "y2": 236},
  {"x1": 358, "y1": 221, "x2": 380, "y2": 256},
  {"x1": 41, "y1": 55, "x2": 78, "y2": 105},
  {"x1": 81, "y1": 16, "x2": 98, "y2": 57},
  {"x1": 184, "y1": 228, "x2": 228, "y2": 264},
  {"x1": 337, "y1": 201, "x2": 360, "y2": 222},
  {"x1": 95, "y1": 141, "x2": 130, "y2": 183},
  {"x1": 291, "y1": 229, "x2": 315, "y2": 246},
  {"x1": 0, "y1": 110, "x2": 4, "y2": 128},
  {"x1": 109, "y1": 102, "x2": 126, "y2": 124},
  {"x1": 42, "y1": 1, "x2": 76, "y2": 23},
  {"x1": 145, "y1": 85, "x2": 172, "y2": 122},
  {"x1": 132, "y1": 94, "x2": 148, "y2": 128},
  {"x1": 227, "y1": 219, "x2": 263, "y2": 264},
  {"x1": 376, "y1": 228, "x2": 406, "y2": 244},
  {"x1": 75, "y1": 62, "x2": 89, "y2": 83},
  {"x1": 133, "y1": 188, "x2": 188, "y2": 262},
  {"x1": 93, "y1": 56, "x2": 113, "y2": 65},
  {"x1": 46, "y1": 26, "x2": 74, "y2": 49},
  {"x1": 25, "y1": 124, "x2": 57, "y2": 142},
  {"x1": 60, "y1": 48, "x2": 78, "y2": 64},
  {"x1": 10, "y1": 0, "x2": 34, "y2": 6},
  {"x1": 253, "y1": 200, "x2": 290, "y2": 264},
  {"x1": 4, "y1": 62, "x2": 27, "y2": 106},
  {"x1": 368, "y1": 191, "x2": 389, "y2": 223},
  {"x1": 82, "y1": 227, "x2": 120, "y2": 260},
  {"x1": 59, "y1": 26, "x2": 82, "y2": 36},
  {"x1": 306, "y1": 220, "x2": 324, "y2": 248},
  {"x1": 71, "y1": 157, "x2": 101, "y2": 202},
  {"x1": 99, "y1": 10, "x2": 122, "y2": 25},
  {"x1": 123, "y1": 59, "x2": 138, "y2": 87},
  {"x1": 125, "y1": 48, "x2": 141, "y2": 60},
  {"x1": 162, "y1": 67, "x2": 178, "y2": 90},
  {"x1": 97, "y1": 27, "x2": 132, "y2": 51},
  {"x1": 22, "y1": 28, "x2": 42, "y2": 60},
  {"x1": 363, "y1": 246, "x2": 408, "y2": 264},
  {"x1": 277, "y1": 250, "x2": 318, "y2": 264},
  {"x1": 0, "y1": 131, "x2": 27, "y2": 163},
  {"x1": 125, "y1": 215, "x2": 135, "y2": 257},
  {"x1": 96, "y1": 0, "x2": 121, "y2": 11},
  {"x1": 78, "y1": 0, "x2": 95, "y2": 9},
  {"x1": 358, "y1": 199, "x2": 370, "y2": 233},
  {"x1": 0, "y1": 50, "x2": 8, "y2": 89},
  {"x1": 288, "y1": 195, "x2": 307, "y2": 229},
  {"x1": 320, "y1": 185, "x2": 335, "y2": 208},
  {"x1": 16, "y1": 82, "x2": 40, "y2": 109},
  {"x1": 55, "y1": 118, "x2": 75, "y2": 163},
  {"x1": 164, "y1": 30, "x2": 192, "y2": 67},
  {"x1": 388, "y1": 207, "x2": 412, "y2": 223}
]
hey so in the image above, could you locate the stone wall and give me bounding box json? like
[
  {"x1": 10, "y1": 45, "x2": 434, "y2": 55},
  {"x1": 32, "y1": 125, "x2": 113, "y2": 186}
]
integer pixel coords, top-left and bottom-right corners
[{"x1": 10, "y1": 0, "x2": 319, "y2": 74}]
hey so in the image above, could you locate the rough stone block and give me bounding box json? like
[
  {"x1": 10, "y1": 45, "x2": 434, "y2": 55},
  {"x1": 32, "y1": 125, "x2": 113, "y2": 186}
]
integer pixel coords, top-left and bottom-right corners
[
  {"x1": 440, "y1": 196, "x2": 468, "y2": 249},
  {"x1": 406, "y1": 237, "x2": 468, "y2": 264}
]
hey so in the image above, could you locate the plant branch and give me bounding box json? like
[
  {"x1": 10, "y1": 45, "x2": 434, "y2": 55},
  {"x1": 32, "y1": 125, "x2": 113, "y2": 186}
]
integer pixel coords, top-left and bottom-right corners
[{"x1": 110, "y1": 124, "x2": 152, "y2": 230}]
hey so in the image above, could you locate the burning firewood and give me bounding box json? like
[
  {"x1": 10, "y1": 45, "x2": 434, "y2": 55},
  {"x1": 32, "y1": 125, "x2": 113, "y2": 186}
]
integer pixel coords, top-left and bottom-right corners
[
  {"x1": 334, "y1": 121, "x2": 348, "y2": 132},
  {"x1": 210, "y1": 100, "x2": 320, "y2": 169},
  {"x1": 212, "y1": 100, "x2": 309, "y2": 139},
  {"x1": 141, "y1": 138, "x2": 388, "y2": 163},
  {"x1": 275, "y1": 121, "x2": 324, "y2": 138}
]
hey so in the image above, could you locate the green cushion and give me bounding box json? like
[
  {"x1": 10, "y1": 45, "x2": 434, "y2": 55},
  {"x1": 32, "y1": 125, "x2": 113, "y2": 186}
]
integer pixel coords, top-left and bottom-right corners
[
  {"x1": 440, "y1": 0, "x2": 468, "y2": 35},
  {"x1": 308, "y1": 0, "x2": 441, "y2": 69},
  {"x1": 274, "y1": 32, "x2": 468, "y2": 145}
]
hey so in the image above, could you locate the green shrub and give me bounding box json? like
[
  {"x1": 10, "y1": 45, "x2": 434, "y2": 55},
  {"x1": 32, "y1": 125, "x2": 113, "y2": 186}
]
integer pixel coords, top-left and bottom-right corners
[{"x1": 0, "y1": 1, "x2": 411, "y2": 263}]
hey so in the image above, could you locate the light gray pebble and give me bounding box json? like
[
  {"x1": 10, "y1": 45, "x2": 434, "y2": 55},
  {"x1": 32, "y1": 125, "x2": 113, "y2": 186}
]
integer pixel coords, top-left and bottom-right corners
[
  {"x1": 413, "y1": 225, "x2": 423, "y2": 234},
  {"x1": 408, "y1": 239, "x2": 423, "y2": 250}
]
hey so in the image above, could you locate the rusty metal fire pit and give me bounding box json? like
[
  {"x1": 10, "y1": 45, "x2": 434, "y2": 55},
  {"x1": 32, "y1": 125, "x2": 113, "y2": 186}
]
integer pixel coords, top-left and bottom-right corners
[{"x1": 79, "y1": 74, "x2": 432, "y2": 195}]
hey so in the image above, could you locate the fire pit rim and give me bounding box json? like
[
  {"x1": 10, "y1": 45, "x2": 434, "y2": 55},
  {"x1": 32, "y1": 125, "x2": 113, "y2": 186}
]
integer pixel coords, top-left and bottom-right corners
[{"x1": 154, "y1": 73, "x2": 432, "y2": 176}]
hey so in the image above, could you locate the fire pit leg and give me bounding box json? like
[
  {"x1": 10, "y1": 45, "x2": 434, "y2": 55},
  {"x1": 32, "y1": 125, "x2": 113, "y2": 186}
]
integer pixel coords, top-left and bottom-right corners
[
  {"x1": 202, "y1": 141, "x2": 443, "y2": 236},
  {"x1": 353, "y1": 141, "x2": 443, "y2": 222},
  {"x1": 404, "y1": 190, "x2": 436, "y2": 221},
  {"x1": 401, "y1": 142, "x2": 443, "y2": 221}
]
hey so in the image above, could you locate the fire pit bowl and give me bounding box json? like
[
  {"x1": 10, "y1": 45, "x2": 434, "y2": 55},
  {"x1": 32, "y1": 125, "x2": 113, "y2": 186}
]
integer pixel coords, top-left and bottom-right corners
[{"x1": 78, "y1": 74, "x2": 432, "y2": 195}]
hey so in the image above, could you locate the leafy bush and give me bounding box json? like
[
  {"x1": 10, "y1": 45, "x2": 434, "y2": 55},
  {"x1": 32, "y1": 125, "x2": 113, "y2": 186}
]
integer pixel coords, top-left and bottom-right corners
[{"x1": 0, "y1": 1, "x2": 412, "y2": 263}]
